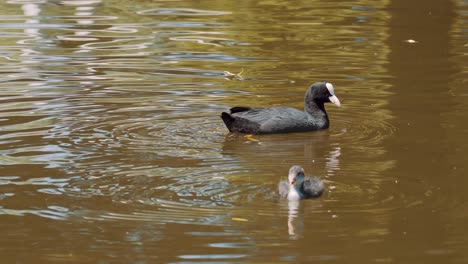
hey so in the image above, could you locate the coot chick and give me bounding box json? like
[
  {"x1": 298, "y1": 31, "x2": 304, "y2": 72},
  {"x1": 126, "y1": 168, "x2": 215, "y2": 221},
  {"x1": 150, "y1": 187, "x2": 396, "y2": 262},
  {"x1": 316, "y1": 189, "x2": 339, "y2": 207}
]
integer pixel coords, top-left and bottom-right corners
[
  {"x1": 220, "y1": 82, "x2": 340, "y2": 134},
  {"x1": 279, "y1": 165, "x2": 324, "y2": 200}
]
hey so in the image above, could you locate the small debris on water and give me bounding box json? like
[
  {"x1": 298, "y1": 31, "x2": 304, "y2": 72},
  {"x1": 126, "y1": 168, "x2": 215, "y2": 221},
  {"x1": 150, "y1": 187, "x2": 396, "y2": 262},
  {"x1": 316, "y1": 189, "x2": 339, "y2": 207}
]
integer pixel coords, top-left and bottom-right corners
[
  {"x1": 232, "y1": 217, "x2": 248, "y2": 222},
  {"x1": 223, "y1": 68, "x2": 244, "y2": 80},
  {"x1": 404, "y1": 39, "x2": 418, "y2": 44},
  {"x1": 244, "y1": 134, "x2": 259, "y2": 142}
]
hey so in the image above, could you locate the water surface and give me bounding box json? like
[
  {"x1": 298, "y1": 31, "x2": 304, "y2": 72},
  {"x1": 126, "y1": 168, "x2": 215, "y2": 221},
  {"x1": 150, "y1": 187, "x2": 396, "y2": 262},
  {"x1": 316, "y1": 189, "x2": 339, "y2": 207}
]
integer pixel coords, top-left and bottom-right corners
[{"x1": 0, "y1": 0, "x2": 467, "y2": 263}]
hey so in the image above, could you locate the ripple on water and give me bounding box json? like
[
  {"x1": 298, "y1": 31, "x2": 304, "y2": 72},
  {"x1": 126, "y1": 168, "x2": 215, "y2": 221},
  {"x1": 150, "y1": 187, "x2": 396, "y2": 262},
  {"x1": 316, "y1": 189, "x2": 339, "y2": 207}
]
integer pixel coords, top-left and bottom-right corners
[
  {"x1": 137, "y1": 8, "x2": 231, "y2": 16},
  {"x1": 0, "y1": 0, "x2": 410, "y2": 237},
  {"x1": 55, "y1": 105, "x2": 261, "y2": 209},
  {"x1": 0, "y1": 175, "x2": 75, "y2": 220},
  {"x1": 332, "y1": 109, "x2": 396, "y2": 149}
]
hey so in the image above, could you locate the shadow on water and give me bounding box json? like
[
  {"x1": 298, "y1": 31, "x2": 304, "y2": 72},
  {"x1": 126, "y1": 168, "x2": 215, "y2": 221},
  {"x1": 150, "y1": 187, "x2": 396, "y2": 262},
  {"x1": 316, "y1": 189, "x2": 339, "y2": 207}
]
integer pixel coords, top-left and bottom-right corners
[
  {"x1": 380, "y1": 0, "x2": 468, "y2": 260},
  {"x1": 222, "y1": 130, "x2": 340, "y2": 175}
]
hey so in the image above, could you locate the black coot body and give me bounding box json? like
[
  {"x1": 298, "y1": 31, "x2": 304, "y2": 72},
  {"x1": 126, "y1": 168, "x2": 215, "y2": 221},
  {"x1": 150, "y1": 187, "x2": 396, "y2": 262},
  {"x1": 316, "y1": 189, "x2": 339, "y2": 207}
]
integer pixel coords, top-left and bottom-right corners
[{"x1": 220, "y1": 82, "x2": 340, "y2": 134}]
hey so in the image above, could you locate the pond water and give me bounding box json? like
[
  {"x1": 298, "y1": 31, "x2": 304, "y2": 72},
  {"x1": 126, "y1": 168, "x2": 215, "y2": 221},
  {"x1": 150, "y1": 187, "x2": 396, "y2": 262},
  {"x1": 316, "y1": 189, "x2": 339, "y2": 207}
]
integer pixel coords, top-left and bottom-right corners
[{"x1": 0, "y1": 0, "x2": 467, "y2": 263}]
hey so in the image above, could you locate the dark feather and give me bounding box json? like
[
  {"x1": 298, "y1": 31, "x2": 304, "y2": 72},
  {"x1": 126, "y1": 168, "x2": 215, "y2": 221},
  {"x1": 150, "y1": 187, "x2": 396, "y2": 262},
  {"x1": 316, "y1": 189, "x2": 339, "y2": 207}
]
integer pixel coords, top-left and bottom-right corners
[
  {"x1": 299, "y1": 177, "x2": 324, "y2": 198},
  {"x1": 230, "y1": 106, "x2": 251, "y2": 114}
]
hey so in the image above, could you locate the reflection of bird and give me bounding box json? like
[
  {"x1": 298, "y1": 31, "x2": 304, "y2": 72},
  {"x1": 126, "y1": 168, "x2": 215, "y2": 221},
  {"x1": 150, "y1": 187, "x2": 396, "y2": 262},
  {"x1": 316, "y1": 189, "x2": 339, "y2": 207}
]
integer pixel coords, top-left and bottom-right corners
[
  {"x1": 286, "y1": 199, "x2": 302, "y2": 239},
  {"x1": 279, "y1": 165, "x2": 324, "y2": 200},
  {"x1": 220, "y1": 82, "x2": 340, "y2": 134}
]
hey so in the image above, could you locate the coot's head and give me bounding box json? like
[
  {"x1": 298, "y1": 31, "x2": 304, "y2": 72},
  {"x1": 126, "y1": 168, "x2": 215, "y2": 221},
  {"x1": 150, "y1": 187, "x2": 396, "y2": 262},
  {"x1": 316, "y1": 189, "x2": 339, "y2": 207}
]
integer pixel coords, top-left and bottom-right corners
[
  {"x1": 288, "y1": 165, "x2": 305, "y2": 185},
  {"x1": 306, "y1": 82, "x2": 341, "y2": 107}
]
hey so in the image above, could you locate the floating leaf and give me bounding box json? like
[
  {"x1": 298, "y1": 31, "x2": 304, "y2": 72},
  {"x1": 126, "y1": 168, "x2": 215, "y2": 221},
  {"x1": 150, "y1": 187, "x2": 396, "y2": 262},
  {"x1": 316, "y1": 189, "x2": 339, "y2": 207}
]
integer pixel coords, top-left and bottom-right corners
[
  {"x1": 244, "y1": 134, "x2": 259, "y2": 142},
  {"x1": 232, "y1": 217, "x2": 248, "y2": 222}
]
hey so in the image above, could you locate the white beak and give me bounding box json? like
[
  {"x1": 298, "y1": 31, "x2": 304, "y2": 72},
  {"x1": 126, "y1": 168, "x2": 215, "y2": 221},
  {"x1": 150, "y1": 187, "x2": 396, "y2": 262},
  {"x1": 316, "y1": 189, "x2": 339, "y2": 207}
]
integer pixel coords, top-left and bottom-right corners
[{"x1": 329, "y1": 95, "x2": 341, "y2": 107}]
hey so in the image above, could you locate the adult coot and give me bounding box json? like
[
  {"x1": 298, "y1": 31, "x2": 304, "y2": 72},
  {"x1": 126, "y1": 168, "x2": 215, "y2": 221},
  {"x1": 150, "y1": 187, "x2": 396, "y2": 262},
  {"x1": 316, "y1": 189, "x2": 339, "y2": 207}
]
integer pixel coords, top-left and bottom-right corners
[
  {"x1": 220, "y1": 82, "x2": 340, "y2": 134},
  {"x1": 279, "y1": 165, "x2": 324, "y2": 200}
]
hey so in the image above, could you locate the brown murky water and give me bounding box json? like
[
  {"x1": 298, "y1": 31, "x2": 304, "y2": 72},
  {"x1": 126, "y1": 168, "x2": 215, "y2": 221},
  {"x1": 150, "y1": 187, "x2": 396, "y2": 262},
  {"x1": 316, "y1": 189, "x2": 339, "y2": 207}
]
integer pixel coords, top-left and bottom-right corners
[{"x1": 0, "y1": 0, "x2": 467, "y2": 263}]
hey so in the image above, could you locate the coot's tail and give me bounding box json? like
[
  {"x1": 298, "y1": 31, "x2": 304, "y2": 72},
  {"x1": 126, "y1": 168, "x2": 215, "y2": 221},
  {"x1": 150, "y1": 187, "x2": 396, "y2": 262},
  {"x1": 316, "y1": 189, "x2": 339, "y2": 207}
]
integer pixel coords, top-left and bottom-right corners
[
  {"x1": 221, "y1": 107, "x2": 260, "y2": 134},
  {"x1": 220, "y1": 112, "x2": 234, "y2": 132}
]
